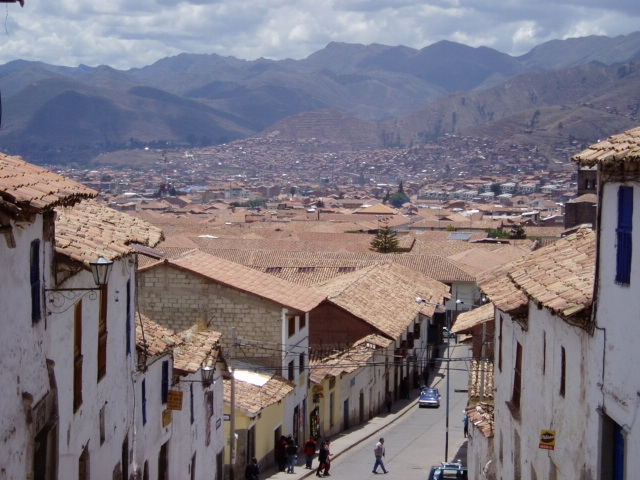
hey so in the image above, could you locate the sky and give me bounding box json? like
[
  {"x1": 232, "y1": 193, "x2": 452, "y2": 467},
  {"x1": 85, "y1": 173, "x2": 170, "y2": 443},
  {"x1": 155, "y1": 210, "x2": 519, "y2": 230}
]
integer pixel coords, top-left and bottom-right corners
[{"x1": 1, "y1": 0, "x2": 639, "y2": 70}]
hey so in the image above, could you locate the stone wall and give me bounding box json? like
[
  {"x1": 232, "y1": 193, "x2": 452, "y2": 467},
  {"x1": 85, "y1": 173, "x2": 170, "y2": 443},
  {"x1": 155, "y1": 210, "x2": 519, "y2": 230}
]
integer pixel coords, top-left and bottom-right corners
[{"x1": 138, "y1": 265, "x2": 293, "y2": 365}]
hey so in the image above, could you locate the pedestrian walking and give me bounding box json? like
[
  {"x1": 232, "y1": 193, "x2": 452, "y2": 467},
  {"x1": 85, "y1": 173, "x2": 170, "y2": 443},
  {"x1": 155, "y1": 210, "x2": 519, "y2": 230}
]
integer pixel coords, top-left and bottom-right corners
[
  {"x1": 244, "y1": 458, "x2": 260, "y2": 480},
  {"x1": 322, "y1": 440, "x2": 332, "y2": 476},
  {"x1": 463, "y1": 413, "x2": 469, "y2": 438},
  {"x1": 316, "y1": 441, "x2": 327, "y2": 477},
  {"x1": 304, "y1": 436, "x2": 317, "y2": 469},
  {"x1": 286, "y1": 436, "x2": 298, "y2": 473},
  {"x1": 372, "y1": 437, "x2": 388, "y2": 474}
]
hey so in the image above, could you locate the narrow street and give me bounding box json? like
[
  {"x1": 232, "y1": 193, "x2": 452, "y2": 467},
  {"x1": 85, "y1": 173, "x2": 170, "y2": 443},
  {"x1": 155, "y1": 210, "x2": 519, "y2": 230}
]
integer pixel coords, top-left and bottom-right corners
[
  {"x1": 263, "y1": 339, "x2": 472, "y2": 480},
  {"x1": 327, "y1": 341, "x2": 471, "y2": 479}
]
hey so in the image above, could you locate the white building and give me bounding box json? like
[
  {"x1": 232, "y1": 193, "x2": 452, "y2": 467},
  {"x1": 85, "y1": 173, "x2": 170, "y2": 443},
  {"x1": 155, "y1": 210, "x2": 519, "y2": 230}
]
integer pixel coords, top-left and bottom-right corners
[
  {"x1": 0, "y1": 154, "x2": 163, "y2": 479},
  {"x1": 478, "y1": 229, "x2": 597, "y2": 479},
  {"x1": 133, "y1": 315, "x2": 225, "y2": 480},
  {"x1": 575, "y1": 127, "x2": 640, "y2": 479}
]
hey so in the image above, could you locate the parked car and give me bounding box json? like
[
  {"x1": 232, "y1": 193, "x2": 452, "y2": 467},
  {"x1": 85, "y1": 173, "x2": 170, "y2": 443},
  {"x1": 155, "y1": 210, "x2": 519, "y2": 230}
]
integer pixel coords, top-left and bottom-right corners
[
  {"x1": 427, "y1": 462, "x2": 468, "y2": 479},
  {"x1": 419, "y1": 387, "x2": 441, "y2": 408}
]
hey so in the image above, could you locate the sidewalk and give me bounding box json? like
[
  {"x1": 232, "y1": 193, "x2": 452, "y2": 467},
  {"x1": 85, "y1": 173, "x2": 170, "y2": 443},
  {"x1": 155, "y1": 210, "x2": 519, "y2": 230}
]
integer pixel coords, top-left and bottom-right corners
[{"x1": 261, "y1": 357, "x2": 457, "y2": 480}]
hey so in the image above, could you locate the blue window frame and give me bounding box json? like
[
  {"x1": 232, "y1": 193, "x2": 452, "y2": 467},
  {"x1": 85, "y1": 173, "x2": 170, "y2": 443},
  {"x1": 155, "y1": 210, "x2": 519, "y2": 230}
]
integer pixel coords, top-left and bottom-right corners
[
  {"x1": 616, "y1": 186, "x2": 633, "y2": 285},
  {"x1": 161, "y1": 360, "x2": 169, "y2": 404},
  {"x1": 30, "y1": 240, "x2": 41, "y2": 323}
]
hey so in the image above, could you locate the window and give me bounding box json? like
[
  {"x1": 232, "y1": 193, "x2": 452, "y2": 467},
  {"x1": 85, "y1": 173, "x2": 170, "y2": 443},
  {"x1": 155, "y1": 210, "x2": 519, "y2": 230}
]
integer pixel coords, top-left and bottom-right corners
[
  {"x1": 266, "y1": 267, "x2": 282, "y2": 273},
  {"x1": 161, "y1": 361, "x2": 169, "y2": 404},
  {"x1": 298, "y1": 267, "x2": 315, "y2": 273},
  {"x1": 498, "y1": 316, "x2": 504, "y2": 372},
  {"x1": 288, "y1": 360, "x2": 295, "y2": 381},
  {"x1": 299, "y1": 314, "x2": 306, "y2": 330},
  {"x1": 74, "y1": 302, "x2": 83, "y2": 412},
  {"x1": 97, "y1": 289, "x2": 108, "y2": 381},
  {"x1": 542, "y1": 332, "x2": 546, "y2": 375},
  {"x1": 205, "y1": 392, "x2": 213, "y2": 446},
  {"x1": 288, "y1": 316, "x2": 296, "y2": 337},
  {"x1": 512, "y1": 342, "x2": 523, "y2": 409},
  {"x1": 616, "y1": 186, "x2": 633, "y2": 285},
  {"x1": 126, "y1": 279, "x2": 131, "y2": 355},
  {"x1": 560, "y1": 347, "x2": 566, "y2": 398},
  {"x1": 299, "y1": 352, "x2": 305, "y2": 374},
  {"x1": 142, "y1": 379, "x2": 147, "y2": 425},
  {"x1": 190, "y1": 384, "x2": 194, "y2": 425},
  {"x1": 30, "y1": 240, "x2": 41, "y2": 323},
  {"x1": 338, "y1": 267, "x2": 355, "y2": 273},
  {"x1": 99, "y1": 404, "x2": 106, "y2": 445}
]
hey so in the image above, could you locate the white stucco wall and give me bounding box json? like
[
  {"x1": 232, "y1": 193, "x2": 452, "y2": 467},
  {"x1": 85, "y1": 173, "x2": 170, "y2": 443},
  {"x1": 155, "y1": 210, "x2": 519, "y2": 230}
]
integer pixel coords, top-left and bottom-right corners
[
  {"x1": 589, "y1": 178, "x2": 640, "y2": 478},
  {"x1": 0, "y1": 215, "x2": 53, "y2": 479},
  {"x1": 48, "y1": 257, "x2": 136, "y2": 479},
  {"x1": 493, "y1": 305, "x2": 598, "y2": 479}
]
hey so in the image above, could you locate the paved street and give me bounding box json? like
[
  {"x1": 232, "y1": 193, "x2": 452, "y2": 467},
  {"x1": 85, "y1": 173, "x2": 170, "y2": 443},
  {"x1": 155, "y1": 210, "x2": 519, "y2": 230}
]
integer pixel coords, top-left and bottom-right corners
[{"x1": 261, "y1": 340, "x2": 471, "y2": 480}]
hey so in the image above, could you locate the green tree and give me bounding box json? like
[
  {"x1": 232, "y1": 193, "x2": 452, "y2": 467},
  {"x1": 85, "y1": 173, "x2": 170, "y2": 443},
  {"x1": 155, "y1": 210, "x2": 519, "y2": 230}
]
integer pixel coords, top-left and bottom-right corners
[
  {"x1": 509, "y1": 224, "x2": 527, "y2": 239},
  {"x1": 370, "y1": 222, "x2": 399, "y2": 253},
  {"x1": 389, "y1": 192, "x2": 410, "y2": 208},
  {"x1": 398, "y1": 181, "x2": 405, "y2": 194}
]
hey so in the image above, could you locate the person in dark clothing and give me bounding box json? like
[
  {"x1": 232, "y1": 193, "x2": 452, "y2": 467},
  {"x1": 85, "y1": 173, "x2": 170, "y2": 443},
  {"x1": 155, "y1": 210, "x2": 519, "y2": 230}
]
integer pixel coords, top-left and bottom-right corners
[
  {"x1": 321, "y1": 441, "x2": 332, "y2": 476},
  {"x1": 286, "y1": 436, "x2": 298, "y2": 473},
  {"x1": 276, "y1": 435, "x2": 288, "y2": 471},
  {"x1": 245, "y1": 458, "x2": 259, "y2": 480},
  {"x1": 316, "y1": 441, "x2": 327, "y2": 477}
]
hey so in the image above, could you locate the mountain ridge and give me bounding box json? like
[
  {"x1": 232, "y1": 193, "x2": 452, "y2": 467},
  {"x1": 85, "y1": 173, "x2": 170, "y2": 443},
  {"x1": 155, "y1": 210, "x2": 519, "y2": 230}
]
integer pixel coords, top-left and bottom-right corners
[{"x1": 1, "y1": 32, "x2": 640, "y2": 164}]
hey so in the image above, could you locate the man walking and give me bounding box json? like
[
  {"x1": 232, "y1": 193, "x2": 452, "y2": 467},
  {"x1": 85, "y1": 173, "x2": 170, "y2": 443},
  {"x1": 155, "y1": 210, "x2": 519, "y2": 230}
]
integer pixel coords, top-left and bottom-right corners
[
  {"x1": 304, "y1": 436, "x2": 317, "y2": 469},
  {"x1": 372, "y1": 437, "x2": 389, "y2": 474}
]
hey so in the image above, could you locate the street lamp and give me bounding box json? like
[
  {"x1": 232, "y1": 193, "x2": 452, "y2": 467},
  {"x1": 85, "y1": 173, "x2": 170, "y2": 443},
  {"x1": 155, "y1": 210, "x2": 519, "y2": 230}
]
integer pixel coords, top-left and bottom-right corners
[{"x1": 45, "y1": 256, "x2": 114, "y2": 314}]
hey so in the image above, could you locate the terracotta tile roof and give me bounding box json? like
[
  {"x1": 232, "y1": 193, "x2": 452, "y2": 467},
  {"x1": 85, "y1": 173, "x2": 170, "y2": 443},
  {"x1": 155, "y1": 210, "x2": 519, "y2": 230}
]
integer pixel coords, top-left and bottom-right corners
[
  {"x1": 0, "y1": 153, "x2": 96, "y2": 218},
  {"x1": 466, "y1": 402, "x2": 494, "y2": 438},
  {"x1": 136, "y1": 313, "x2": 183, "y2": 357},
  {"x1": 355, "y1": 204, "x2": 400, "y2": 215},
  {"x1": 315, "y1": 263, "x2": 450, "y2": 339},
  {"x1": 173, "y1": 326, "x2": 222, "y2": 374},
  {"x1": 148, "y1": 249, "x2": 326, "y2": 312},
  {"x1": 309, "y1": 339, "x2": 380, "y2": 383},
  {"x1": 55, "y1": 200, "x2": 164, "y2": 265},
  {"x1": 479, "y1": 228, "x2": 595, "y2": 321},
  {"x1": 451, "y1": 303, "x2": 494, "y2": 333},
  {"x1": 223, "y1": 373, "x2": 295, "y2": 416},
  {"x1": 468, "y1": 359, "x2": 494, "y2": 402},
  {"x1": 572, "y1": 125, "x2": 640, "y2": 166}
]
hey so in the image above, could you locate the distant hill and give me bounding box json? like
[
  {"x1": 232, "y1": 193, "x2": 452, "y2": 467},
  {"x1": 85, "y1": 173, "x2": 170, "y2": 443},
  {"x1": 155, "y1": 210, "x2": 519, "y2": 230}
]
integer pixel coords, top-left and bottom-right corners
[{"x1": 1, "y1": 32, "x2": 640, "y2": 164}]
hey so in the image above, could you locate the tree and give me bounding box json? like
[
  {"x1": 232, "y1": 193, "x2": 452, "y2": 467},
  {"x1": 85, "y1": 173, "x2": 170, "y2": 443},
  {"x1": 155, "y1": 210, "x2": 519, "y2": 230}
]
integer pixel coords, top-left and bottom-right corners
[
  {"x1": 509, "y1": 224, "x2": 527, "y2": 239},
  {"x1": 389, "y1": 192, "x2": 410, "y2": 208},
  {"x1": 398, "y1": 181, "x2": 405, "y2": 194},
  {"x1": 370, "y1": 221, "x2": 399, "y2": 253}
]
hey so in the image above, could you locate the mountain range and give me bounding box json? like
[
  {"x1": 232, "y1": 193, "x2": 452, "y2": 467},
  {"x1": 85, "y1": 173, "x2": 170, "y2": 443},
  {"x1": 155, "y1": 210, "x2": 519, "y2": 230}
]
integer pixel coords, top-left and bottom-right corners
[{"x1": 1, "y1": 32, "x2": 640, "y2": 164}]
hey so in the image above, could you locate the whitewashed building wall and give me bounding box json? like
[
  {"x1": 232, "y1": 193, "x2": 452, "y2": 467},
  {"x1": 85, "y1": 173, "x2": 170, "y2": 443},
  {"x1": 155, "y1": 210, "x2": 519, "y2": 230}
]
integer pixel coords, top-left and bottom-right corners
[{"x1": 493, "y1": 305, "x2": 598, "y2": 479}]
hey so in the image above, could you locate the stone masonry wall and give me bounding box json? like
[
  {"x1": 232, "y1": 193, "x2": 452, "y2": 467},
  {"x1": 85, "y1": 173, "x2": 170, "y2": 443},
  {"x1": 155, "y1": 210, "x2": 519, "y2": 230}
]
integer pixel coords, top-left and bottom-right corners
[{"x1": 138, "y1": 265, "x2": 291, "y2": 366}]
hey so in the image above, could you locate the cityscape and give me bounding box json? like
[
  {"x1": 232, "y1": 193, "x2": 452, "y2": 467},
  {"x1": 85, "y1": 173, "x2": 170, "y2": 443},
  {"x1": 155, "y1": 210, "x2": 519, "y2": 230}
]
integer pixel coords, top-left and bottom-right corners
[{"x1": 2, "y1": 6, "x2": 639, "y2": 478}]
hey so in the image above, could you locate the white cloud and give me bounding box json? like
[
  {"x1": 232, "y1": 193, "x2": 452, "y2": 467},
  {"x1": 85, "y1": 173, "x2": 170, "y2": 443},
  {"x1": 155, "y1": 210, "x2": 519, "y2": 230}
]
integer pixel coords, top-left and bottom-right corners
[{"x1": 0, "y1": 0, "x2": 637, "y2": 68}]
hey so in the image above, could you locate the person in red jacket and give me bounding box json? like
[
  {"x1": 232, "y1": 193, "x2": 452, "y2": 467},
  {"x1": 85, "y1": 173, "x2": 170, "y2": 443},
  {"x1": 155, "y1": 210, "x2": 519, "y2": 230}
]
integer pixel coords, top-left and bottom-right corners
[{"x1": 304, "y1": 436, "x2": 317, "y2": 469}]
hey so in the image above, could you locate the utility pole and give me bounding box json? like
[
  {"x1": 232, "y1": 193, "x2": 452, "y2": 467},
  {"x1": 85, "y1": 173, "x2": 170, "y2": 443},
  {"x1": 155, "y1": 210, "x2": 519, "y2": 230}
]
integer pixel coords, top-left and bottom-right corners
[
  {"x1": 230, "y1": 328, "x2": 237, "y2": 480},
  {"x1": 480, "y1": 322, "x2": 487, "y2": 403}
]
